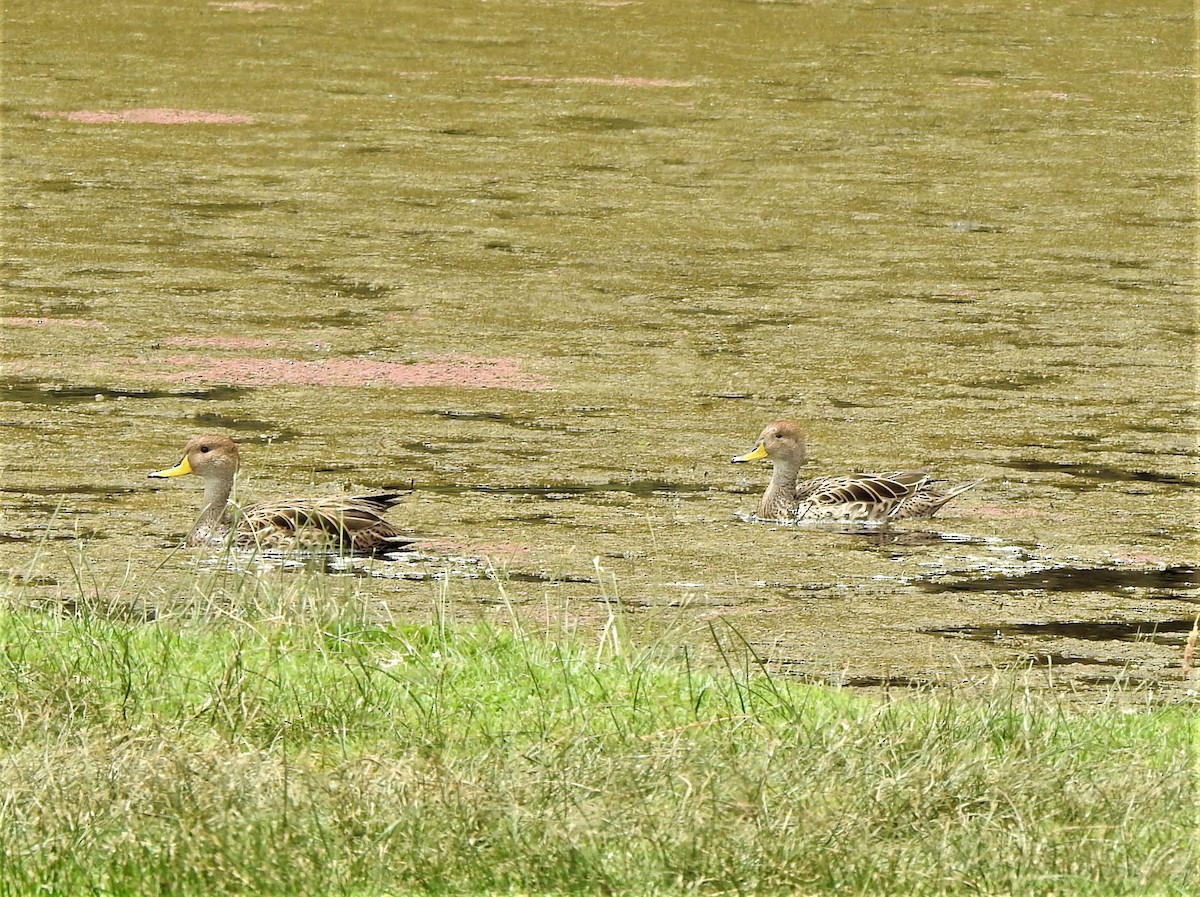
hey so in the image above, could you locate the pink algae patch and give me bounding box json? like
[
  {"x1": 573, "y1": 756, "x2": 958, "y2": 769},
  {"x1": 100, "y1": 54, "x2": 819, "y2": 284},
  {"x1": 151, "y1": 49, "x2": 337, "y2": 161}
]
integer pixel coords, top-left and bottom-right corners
[
  {"x1": 41, "y1": 109, "x2": 254, "y2": 125},
  {"x1": 165, "y1": 354, "x2": 550, "y2": 390}
]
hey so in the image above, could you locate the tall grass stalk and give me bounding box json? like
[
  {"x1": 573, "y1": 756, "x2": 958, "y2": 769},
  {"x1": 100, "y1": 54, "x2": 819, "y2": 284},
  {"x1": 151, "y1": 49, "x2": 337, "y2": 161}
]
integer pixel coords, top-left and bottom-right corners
[{"x1": 0, "y1": 560, "x2": 1195, "y2": 896}]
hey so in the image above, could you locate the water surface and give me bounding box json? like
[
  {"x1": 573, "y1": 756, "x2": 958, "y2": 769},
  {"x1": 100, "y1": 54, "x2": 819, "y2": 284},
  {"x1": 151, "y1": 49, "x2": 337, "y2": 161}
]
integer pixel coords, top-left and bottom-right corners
[{"x1": 2, "y1": 0, "x2": 1195, "y2": 696}]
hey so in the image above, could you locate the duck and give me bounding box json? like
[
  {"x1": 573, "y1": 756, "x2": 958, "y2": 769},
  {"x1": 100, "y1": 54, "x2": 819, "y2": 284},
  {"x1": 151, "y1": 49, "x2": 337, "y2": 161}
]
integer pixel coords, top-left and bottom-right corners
[
  {"x1": 149, "y1": 434, "x2": 413, "y2": 553},
  {"x1": 731, "y1": 420, "x2": 977, "y2": 523}
]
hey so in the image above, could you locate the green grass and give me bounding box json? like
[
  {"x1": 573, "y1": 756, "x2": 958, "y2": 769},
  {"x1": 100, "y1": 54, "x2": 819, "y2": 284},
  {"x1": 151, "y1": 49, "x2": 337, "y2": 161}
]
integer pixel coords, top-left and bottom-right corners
[{"x1": 0, "y1": 563, "x2": 1195, "y2": 897}]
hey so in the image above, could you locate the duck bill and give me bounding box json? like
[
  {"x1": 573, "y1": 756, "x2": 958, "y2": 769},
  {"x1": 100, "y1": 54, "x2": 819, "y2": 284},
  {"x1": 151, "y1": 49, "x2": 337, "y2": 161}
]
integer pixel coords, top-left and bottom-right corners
[
  {"x1": 149, "y1": 456, "x2": 193, "y2": 478},
  {"x1": 731, "y1": 442, "x2": 768, "y2": 463}
]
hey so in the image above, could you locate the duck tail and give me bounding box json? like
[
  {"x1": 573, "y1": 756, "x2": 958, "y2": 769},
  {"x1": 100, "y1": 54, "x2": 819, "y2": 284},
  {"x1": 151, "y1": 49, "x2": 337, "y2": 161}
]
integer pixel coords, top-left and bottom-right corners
[
  {"x1": 923, "y1": 479, "x2": 981, "y2": 515},
  {"x1": 352, "y1": 492, "x2": 410, "y2": 512}
]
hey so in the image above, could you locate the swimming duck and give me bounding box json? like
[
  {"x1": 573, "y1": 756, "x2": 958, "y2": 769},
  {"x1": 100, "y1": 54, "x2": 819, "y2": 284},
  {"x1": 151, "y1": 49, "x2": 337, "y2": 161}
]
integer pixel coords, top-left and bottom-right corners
[
  {"x1": 732, "y1": 420, "x2": 977, "y2": 523},
  {"x1": 149, "y1": 434, "x2": 413, "y2": 553}
]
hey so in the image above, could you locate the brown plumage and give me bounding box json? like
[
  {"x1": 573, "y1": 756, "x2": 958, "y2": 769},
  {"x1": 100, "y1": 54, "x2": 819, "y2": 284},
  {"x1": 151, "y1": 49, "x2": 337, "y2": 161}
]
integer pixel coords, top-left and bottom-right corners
[
  {"x1": 732, "y1": 420, "x2": 977, "y2": 523},
  {"x1": 149, "y1": 434, "x2": 413, "y2": 553}
]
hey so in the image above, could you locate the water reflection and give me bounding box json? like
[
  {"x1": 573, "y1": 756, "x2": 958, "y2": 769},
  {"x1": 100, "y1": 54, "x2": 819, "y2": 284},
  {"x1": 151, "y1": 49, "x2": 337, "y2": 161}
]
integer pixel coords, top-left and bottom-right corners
[
  {"x1": 929, "y1": 618, "x2": 1196, "y2": 646},
  {"x1": 1, "y1": 378, "x2": 247, "y2": 404},
  {"x1": 919, "y1": 565, "x2": 1199, "y2": 596},
  {"x1": 999, "y1": 459, "x2": 1198, "y2": 488}
]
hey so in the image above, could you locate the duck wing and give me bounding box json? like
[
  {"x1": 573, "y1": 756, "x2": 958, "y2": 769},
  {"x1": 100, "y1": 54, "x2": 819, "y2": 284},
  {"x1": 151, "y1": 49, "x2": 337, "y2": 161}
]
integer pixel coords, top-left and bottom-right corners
[
  {"x1": 796, "y1": 469, "x2": 934, "y2": 522},
  {"x1": 238, "y1": 492, "x2": 414, "y2": 553}
]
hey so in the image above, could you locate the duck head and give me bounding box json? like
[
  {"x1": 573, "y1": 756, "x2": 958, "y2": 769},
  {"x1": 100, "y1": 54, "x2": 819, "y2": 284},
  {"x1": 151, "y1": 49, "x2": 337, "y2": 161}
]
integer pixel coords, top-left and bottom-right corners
[
  {"x1": 150, "y1": 434, "x2": 241, "y2": 483},
  {"x1": 731, "y1": 420, "x2": 808, "y2": 469}
]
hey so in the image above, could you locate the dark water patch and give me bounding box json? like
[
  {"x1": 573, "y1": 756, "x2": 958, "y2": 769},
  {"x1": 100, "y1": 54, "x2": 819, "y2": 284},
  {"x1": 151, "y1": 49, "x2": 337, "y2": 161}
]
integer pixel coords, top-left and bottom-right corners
[
  {"x1": 434, "y1": 409, "x2": 523, "y2": 423},
  {"x1": 2, "y1": 282, "x2": 82, "y2": 300},
  {"x1": 999, "y1": 458, "x2": 1197, "y2": 487},
  {"x1": 1021, "y1": 436, "x2": 1103, "y2": 449},
  {"x1": 1, "y1": 379, "x2": 247, "y2": 405},
  {"x1": 425, "y1": 410, "x2": 577, "y2": 433},
  {"x1": 1051, "y1": 673, "x2": 1135, "y2": 687},
  {"x1": 308, "y1": 307, "x2": 369, "y2": 324},
  {"x1": 556, "y1": 115, "x2": 648, "y2": 132},
  {"x1": 1, "y1": 484, "x2": 136, "y2": 499},
  {"x1": 5, "y1": 501, "x2": 68, "y2": 517},
  {"x1": 36, "y1": 300, "x2": 95, "y2": 315},
  {"x1": 498, "y1": 512, "x2": 558, "y2": 525},
  {"x1": 921, "y1": 294, "x2": 975, "y2": 305},
  {"x1": 190, "y1": 413, "x2": 300, "y2": 440},
  {"x1": 494, "y1": 570, "x2": 596, "y2": 584},
  {"x1": 1025, "y1": 653, "x2": 1126, "y2": 667},
  {"x1": 833, "y1": 674, "x2": 934, "y2": 690},
  {"x1": 1108, "y1": 279, "x2": 1158, "y2": 293},
  {"x1": 919, "y1": 565, "x2": 1198, "y2": 595},
  {"x1": 399, "y1": 437, "x2": 487, "y2": 454},
  {"x1": 422, "y1": 481, "x2": 713, "y2": 500},
  {"x1": 265, "y1": 295, "x2": 363, "y2": 324},
  {"x1": 929, "y1": 618, "x2": 1195, "y2": 646},
  {"x1": 323, "y1": 85, "x2": 371, "y2": 97},
  {"x1": 36, "y1": 178, "x2": 87, "y2": 193},
  {"x1": 1, "y1": 525, "x2": 104, "y2": 542},
  {"x1": 310, "y1": 462, "x2": 375, "y2": 475},
  {"x1": 763, "y1": 658, "x2": 934, "y2": 689}
]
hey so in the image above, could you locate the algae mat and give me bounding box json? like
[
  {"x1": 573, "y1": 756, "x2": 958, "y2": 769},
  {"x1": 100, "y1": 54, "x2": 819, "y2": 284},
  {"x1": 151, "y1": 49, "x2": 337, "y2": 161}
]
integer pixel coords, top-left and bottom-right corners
[{"x1": 2, "y1": 0, "x2": 1196, "y2": 697}]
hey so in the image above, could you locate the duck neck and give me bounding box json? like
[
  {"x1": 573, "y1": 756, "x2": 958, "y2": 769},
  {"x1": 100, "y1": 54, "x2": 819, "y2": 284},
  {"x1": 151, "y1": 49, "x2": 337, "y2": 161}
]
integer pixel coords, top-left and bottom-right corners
[
  {"x1": 759, "y1": 459, "x2": 800, "y2": 519},
  {"x1": 192, "y1": 474, "x2": 234, "y2": 544}
]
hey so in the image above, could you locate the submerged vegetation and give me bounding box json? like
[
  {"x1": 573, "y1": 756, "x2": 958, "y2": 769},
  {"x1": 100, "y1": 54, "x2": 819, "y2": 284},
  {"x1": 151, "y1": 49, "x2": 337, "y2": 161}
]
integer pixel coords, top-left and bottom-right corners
[{"x1": 0, "y1": 558, "x2": 1194, "y2": 897}]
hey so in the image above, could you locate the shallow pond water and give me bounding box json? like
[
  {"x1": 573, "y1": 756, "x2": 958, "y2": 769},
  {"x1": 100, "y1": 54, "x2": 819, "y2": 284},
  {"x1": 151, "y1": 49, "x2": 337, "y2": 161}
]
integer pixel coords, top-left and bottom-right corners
[{"x1": 2, "y1": 0, "x2": 1196, "y2": 699}]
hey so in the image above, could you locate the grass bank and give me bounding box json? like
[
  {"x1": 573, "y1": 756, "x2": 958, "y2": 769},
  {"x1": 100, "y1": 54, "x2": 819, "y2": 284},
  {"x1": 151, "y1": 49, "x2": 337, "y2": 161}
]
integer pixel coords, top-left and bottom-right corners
[{"x1": 0, "y1": 561, "x2": 1195, "y2": 897}]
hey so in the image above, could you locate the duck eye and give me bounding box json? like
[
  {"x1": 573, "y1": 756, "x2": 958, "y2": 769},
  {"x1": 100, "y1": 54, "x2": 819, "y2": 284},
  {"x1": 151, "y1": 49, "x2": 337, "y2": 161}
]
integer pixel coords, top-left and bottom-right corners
[{"x1": 200, "y1": 445, "x2": 210, "y2": 453}]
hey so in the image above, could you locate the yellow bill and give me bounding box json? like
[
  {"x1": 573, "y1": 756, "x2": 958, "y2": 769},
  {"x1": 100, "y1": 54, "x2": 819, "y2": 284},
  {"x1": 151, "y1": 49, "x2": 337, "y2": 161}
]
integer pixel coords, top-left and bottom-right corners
[
  {"x1": 149, "y1": 456, "x2": 194, "y2": 478},
  {"x1": 731, "y1": 442, "x2": 769, "y2": 463}
]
